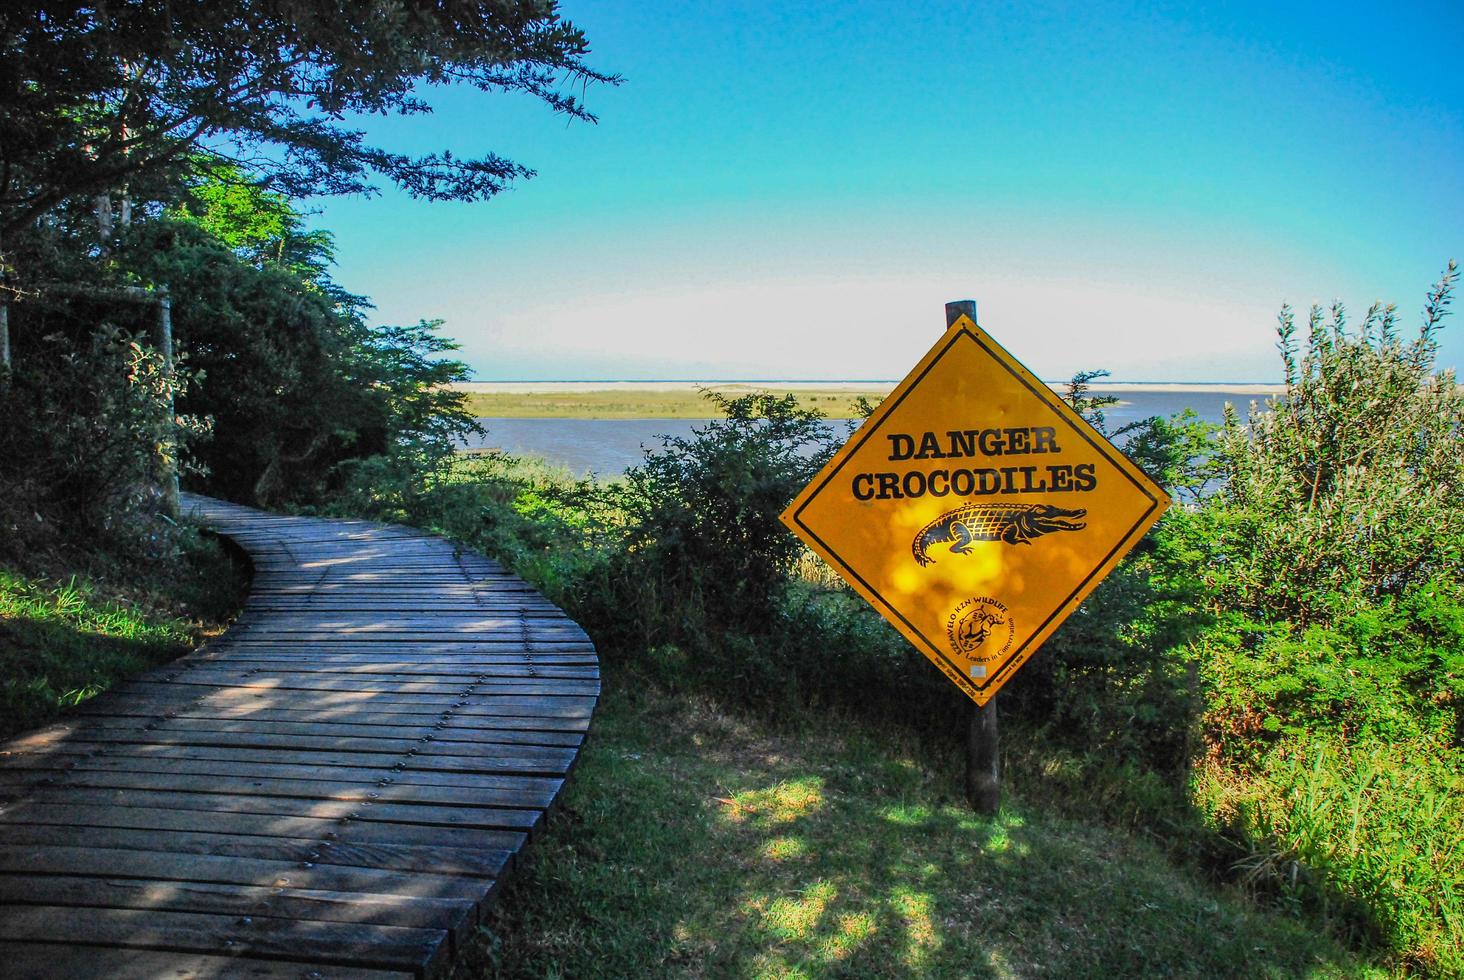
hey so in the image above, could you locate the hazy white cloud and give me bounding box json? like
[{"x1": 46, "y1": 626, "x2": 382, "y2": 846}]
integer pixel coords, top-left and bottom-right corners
[{"x1": 456, "y1": 274, "x2": 1284, "y2": 382}]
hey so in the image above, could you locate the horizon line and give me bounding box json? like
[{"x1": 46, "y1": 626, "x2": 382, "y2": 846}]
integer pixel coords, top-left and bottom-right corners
[{"x1": 458, "y1": 377, "x2": 1285, "y2": 386}]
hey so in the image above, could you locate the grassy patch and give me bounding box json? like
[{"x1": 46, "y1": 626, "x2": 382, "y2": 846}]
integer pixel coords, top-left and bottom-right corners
[
  {"x1": 1196, "y1": 743, "x2": 1464, "y2": 976},
  {"x1": 467, "y1": 674, "x2": 1369, "y2": 979},
  {"x1": 458, "y1": 386, "x2": 889, "y2": 419},
  {"x1": 0, "y1": 531, "x2": 246, "y2": 740}
]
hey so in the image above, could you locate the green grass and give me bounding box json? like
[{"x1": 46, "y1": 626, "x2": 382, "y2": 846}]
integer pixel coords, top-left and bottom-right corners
[
  {"x1": 1196, "y1": 742, "x2": 1464, "y2": 976},
  {"x1": 458, "y1": 385, "x2": 890, "y2": 419},
  {"x1": 0, "y1": 533, "x2": 246, "y2": 740},
  {"x1": 465, "y1": 673, "x2": 1370, "y2": 979}
]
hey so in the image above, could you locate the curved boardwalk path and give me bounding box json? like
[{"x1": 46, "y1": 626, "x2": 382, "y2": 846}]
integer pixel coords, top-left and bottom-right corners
[{"x1": 0, "y1": 494, "x2": 599, "y2": 979}]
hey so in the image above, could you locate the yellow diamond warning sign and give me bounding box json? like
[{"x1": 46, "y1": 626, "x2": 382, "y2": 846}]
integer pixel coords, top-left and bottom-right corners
[{"x1": 781, "y1": 313, "x2": 1170, "y2": 705}]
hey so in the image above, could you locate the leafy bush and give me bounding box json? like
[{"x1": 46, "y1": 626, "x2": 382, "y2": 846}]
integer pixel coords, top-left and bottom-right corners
[
  {"x1": 1211, "y1": 269, "x2": 1463, "y2": 626},
  {"x1": 1183, "y1": 265, "x2": 1464, "y2": 972},
  {"x1": 0, "y1": 324, "x2": 203, "y2": 560},
  {"x1": 601, "y1": 392, "x2": 840, "y2": 658},
  {"x1": 1199, "y1": 264, "x2": 1462, "y2": 753}
]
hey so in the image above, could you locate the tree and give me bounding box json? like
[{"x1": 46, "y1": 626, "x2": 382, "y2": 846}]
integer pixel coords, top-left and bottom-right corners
[
  {"x1": 167, "y1": 160, "x2": 337, "y2": 281},
  {"x1": 123, "y1": 201, "x2": 477, "y2": 507},
  {"x1": 0, "y1": 1, "x2": 616, "y2": 249}
]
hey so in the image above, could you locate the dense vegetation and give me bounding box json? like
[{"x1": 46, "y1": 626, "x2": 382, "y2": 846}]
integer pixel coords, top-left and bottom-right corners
[
  {"x1": 0, "y1": 1, "x2": 605, "y2": 793},
  {"x1": 346, "y1": 267, "x2": 1462, "y2": 976},
  {"x1": 2, "y1": 1, "x2": 605, "y2": 550}
]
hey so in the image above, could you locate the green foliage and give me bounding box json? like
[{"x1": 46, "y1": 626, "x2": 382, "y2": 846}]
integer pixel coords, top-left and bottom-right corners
[
  {"x1": 1065, "y1": 368, "x2": 1222, "y2": 506},
  {"x1": 1198, "y1": 584, "x2": 1464, "y2": 754},
  {"x1": 1061, "y1": 368, "x2": 1125, "y2": 433},
  {"x1": 168, "y1": 161, "x2": 337, "y2": 283},
  {"x1": 0, "y1": 1, "x2": 615, "y2": 242},
  {"x1": 1200, "y1": 741, "x2": 1463, "y2": 976},
  {"x1": 1125, "y1": 409, "x2": 1224, "y2": 506},
  {"x1": 0, "y1": 0, "x2": 594, "y2": 545},
  {"x1": 1182, "y1": 266, "x2": 1464, "y2": 972},
  {"x1": 349, "y1": 318, "x2": 483, "y2": 460},
  {"x1": 608, "y1": 392, "x2": 841, "y2": 643},
  {"x1": 121, "y1": 199, "x2": 477, "y2": 506},
  {"x1": 1210, "y1": 264, "x2": 1462, "y2": 625},
  {"x1": 0, "y1": 323, "x2": 203, "y2": 556},
  {"x1": 1195, "y1": 265, "x2": 1463, "y2": 752}
]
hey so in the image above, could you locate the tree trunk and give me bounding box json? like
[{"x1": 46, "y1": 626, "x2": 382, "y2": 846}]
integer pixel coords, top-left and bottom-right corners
[{"x1": 94, "y1": 193, "x2": 114, "y2": 244}]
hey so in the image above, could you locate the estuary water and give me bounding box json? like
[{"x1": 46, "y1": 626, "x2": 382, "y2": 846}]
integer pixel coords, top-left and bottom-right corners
[{"x1": 458, "y1": 389, "x2": 1269, "y2": 477}]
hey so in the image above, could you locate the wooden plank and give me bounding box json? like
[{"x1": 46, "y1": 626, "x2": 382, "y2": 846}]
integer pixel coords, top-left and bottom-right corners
[
  {"x1": 0, "y1": 767, "x2": 561, "y2": 810},
  {"x1": 0, "y1": 844, "x2": 487, "y2": 901},
  {"x1": 5, "y1": 741, "x2": 577, "y2": 777},
  {"x1": 11, "y1": 716, "x2": 586, "y2": 748},
  {"x1": 70, "y1": 702, "x2": 594, "y2": 729},
  {"x1": 0, "y1": 823, "x2": 511, "y2": 878},
  {"x1": 0, "y1": 943, "x2": 412, "y2": 980},
  {"x1": 0, "y1": 755, "x2": 565, "y2": 798},
  {"x1": 160, "y1": 664, "x2": 602, "y2": 678},
  {"x1": 0, "y1": 874, "x2": 474, "y2": 937},
  {"x1": 0, "y1": 801, "x2": 527, "y2": 852},
  {"x1": 0, "y1": 906, "x2": 449, "y2": 977},
  {"x1": 125, "y1": 672, "x2": 599, "y2": 695},
  {"x1": 2, "y1": 786, "x2": 542, "y2": 833},
  {"x1": 6, "y1": 729, "x2": 580, "y2": 764},
  {"x1": 85, "y1": 688, "x2": 600, "y2": 715},
  {"x1": 191, "y1": 654, "x2": 598, "y2": 666}
]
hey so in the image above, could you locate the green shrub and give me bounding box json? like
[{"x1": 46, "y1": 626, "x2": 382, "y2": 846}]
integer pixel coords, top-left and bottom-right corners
[
  {"x1": 1198, "y1": 264, "x2": 1463, "y2": 757},
  {"x1": 1209, "y1": 265, "x2": 1462, "y2": 625},
  {"x1": 0, "y1": 324, "x2": 202, "y2": 560},
  {"x1": 599, "y1": 392, "x2": 840, "y2": 663},
  {"x1": 1185, "y1": 265, "x2": 1464, "y2": 972},
  {"x1": 123, "y1": 217, "x2": 478, "y2": 507}
]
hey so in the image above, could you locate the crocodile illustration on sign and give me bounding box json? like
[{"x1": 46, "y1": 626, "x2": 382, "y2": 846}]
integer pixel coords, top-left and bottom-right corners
[{"x1": 912, "y1": 502, "x2": 1087, "y2": 566}]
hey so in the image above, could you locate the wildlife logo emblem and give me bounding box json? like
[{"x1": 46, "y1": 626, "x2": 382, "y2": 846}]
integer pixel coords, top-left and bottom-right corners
[{"x1": 946, "y1": 597, "x2": 1014, "y2": 677}]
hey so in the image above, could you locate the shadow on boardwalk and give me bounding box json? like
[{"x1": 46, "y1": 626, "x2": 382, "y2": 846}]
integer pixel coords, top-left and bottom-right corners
[{"x1": 0, "y1": 493, "x2": 598, "y2": 979}]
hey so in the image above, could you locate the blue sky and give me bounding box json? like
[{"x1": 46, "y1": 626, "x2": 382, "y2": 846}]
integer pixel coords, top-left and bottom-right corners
[{"x1": 314, "y1": 1, "x2": 1463, "y2": 382}]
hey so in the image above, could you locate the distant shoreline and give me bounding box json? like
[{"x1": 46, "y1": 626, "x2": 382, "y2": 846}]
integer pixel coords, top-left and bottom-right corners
[
  {"x1": 451, "y1": 380, "x2": 1281, "y2": 420},
  {"x1": 454, "y1": 380, "x2": 1285, "y2": 395}
]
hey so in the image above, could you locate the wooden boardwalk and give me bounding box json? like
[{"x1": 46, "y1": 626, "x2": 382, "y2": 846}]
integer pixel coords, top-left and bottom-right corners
[{"x1": 0, "y1": 494, "x2": 599, "y2": 978}]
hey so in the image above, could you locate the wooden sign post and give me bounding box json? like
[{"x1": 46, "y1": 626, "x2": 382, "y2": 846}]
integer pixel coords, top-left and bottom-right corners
[
  {"x1": 781, "y1": 298, "x2": 1170, "y2": 814},
  {"x1": 944, "y1": 301, "x2": 1001, "y2": 814}
]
